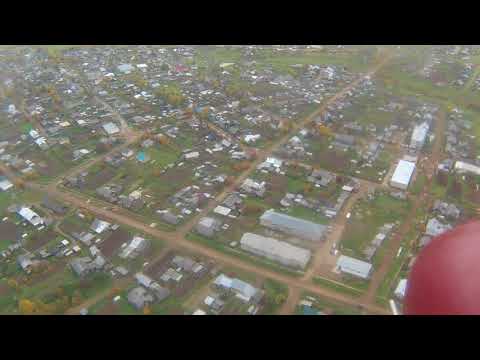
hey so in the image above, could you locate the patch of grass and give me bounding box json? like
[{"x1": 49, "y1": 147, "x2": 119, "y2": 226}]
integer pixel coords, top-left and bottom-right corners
[
  {"x1": 285, "y1": 206, "x2": 330, "y2": 225},
  {"x1": 340, "y1": 193, "x2": 410, "y2": 259},
  {"x1": 262, "y1": 278, "x2": 289, "y2": 315},
  {"x1": 411, "y1": 173, "x2": 427, "y2": 195},
  {"x1": 313, "y1": 276, "x2": 364, "y2": 297}
]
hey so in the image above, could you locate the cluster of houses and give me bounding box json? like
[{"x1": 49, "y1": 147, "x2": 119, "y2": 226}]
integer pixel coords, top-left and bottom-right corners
[
  {"x1": 125, "y1": 254, "x2": 208, "y2": 311},
  {"x1": 193, "y1": 273, "x2": 264, "y2": 315}
]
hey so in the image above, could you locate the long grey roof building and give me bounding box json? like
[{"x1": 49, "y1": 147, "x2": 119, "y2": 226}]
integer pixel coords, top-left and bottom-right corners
[
  {"x1": 240, "y1": 232, "x2": 311, "y2": 269},
  {"x1": 260, "y1": 209, "x2": 326, "y2": 242}
]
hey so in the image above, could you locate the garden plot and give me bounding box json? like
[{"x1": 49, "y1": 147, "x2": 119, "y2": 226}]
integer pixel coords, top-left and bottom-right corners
[{"x1": 339, "y1": 191, "x2": 410, "y2": 267}]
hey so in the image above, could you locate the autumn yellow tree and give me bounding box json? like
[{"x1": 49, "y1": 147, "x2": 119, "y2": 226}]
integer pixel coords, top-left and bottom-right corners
[
  {"x1": 19, "y1": 299, "x2": 37, "y2": 314},
  {"x1": 232, "y1": 161, "x2": 251, "y2": 172},
  {"x1": 318, "y1": 124, "x2": 332, "y2": 137},
  {"x1": 143, "y1": 305, "x2": 152, "y2": 315},
  {"x1": 14, "y1": 178, "x2": 25, "y2": 190},
  {"x1": 7, "y1": 278, "x2": 19, "y2": 291},
  {"x1": 303, "y1": 183, "x2": 313, "y2": 194},
  {"x1": 157, "y1": 134, "x2": 169, "y2": 145}
]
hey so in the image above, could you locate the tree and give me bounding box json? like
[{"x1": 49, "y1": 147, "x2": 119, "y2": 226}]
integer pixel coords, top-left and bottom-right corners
[
  {"x1": 14, "y1": 179, "x2": 25, "y2": 190},
  {"x1": 448, "y1": 179, "x2": 463, "y2": 199},
  {"x1": 7, "y1": 278, "x2": 19, "y2": 291},
  {"x1": 303, "y1": 182, "x2": 313, "y2": 194},
  {"x1": 318, "y1": 124, "x2": 333, "y2": 137},
  {"x1": 19, "y1": 299, "x2": 37, "y2": 314},
  {"x1": 96, "y1": 142, "x2": 110, "y2": 154},
  {"x1": 225, "y1": 176, "x2": 235, "y2": 186},
  {"x1": 436, "y1": 171, "x2": 448, "y2": 187},
  {"x1": 160, "y1": 63, "x2": 169, "y2": 72},
  {"x1": 152, "y1": 168, "x2": 162, "y2": 177},
  {"x1": 243, "y1": 204, "x2": 263, "y2": 215},
  {"x1": 23, "y1": 170, "x2": 39, "y2": 181},
  {"x1": 109, "y1": 287, "x2": 121, "y2": 298},
  {"x1": 157, "y1": 134, "x2": 169, "y2": 145},
  {"x1": 198, "y1": 107, "x2": 210, "y2": 121},
  {"x1": 274, "y1": 293, "x2": 287, "y2": 305},
  {"x1": 232, "y1": 161, "x2": 251, "y2": 172},
  {"x1": 143, "y1": 305, "x2": 152, "y2": 315}
]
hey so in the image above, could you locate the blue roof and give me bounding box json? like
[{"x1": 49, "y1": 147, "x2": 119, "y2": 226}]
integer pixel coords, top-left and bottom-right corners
[
  {"x1": 302, "y1": 305, "x2": 320, "y2": 315},
  {"x1": 137, "y1": 151, "x2": 147, "y2": 162}
]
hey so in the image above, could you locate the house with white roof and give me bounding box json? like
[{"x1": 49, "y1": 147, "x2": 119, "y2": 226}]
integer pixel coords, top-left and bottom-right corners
[
  {"x1": 17, "y1": 206, "x2": 44, "y2": 227},
  {"x1": 390, "y1": 160, "x2": 416, "y2": 190},
  {"x1": 0, "y1": 176, "x2": 13, "y2": 191}
]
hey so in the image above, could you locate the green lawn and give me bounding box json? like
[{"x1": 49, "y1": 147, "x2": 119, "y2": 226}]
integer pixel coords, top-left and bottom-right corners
[
  {"x1": 411, "y1": 173, "x2": 427, "y2": 195},
  {"x1": 285, "y1": 206, "x2": 330, "y2": 225},
  {"x1": 313, "y1": 276, "x2": 364, "y2": 297},
  {"x1": 147, "y1": 147, "x2": 181, "y2": 168},
  {"x1": 340, "y1": 193, "x2": 410, "y2": 260},
  {"x1": 261, "y1": 278, "x2": 289, "y2": 315}
]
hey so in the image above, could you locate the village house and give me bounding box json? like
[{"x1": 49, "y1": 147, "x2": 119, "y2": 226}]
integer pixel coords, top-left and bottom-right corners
[
  {"x1": 213, "y1": 273, "x2": 264, "y2": 304},
  {"x1": 119, "y1": 236, "x2": 151, "y2": 260},
  {"x1": 240, "y1": 178, "x2": 266, "y2": 197},
  {"x1": 196, "y1": 217, "x2": 222, "y2": 238},
  {"x1": 127, "y1": 286, "x2": 155, "y2": 310}
]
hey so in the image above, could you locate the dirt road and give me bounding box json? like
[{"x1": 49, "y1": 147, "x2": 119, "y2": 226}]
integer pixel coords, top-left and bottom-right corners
[
  {"x1": 363, "y1": 108, "x2": 447, "y2": 303},
  {"x1": 5, "y1": 54, "x2": 393, "y2": 315},
  {"x1": 302, "y1": 182, "x2": 370, "y2": 281},
  {"x1": 278, "y1": 287, "x2": 301, "y2": 315}
]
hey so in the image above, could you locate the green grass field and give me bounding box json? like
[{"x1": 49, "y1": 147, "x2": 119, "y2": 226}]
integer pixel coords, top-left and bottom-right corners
[
  {"x1": 312, "y1": 276, "x2": 364, "y2": 297},
  {"x1": 340, "y1": 193, "x2": 410, "y2": 260}
]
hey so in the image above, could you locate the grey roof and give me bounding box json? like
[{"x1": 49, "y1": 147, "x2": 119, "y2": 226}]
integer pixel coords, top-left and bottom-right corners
[
  {"x1": 102, "y1": 122, "x2": 120, "y2": 135},
  {"x1": 260, "y1": 209, "x2": 327, "y2": 242},
  {"x1": 213, "y1": 274, "x2": 262, "y2": 302},
  {"x1": 410, "y1": 122, "x2": 429, "y2": 148},
  {"x1": 149, "y1": 283, "x2": 171, "y2": 301},
  {"x1": 42, "y1": 196, "x2": 68, "y2": 215},
  {"x1": 240, "y1": 232, "x2": 311, "y2": 269},
  {"x1": 162, "y1": 211, "x2": 180, "y2": 225},
  {"x1": 127, "y1": 287, "x2": 154, "y2": 310},
  {"x1": 90, "y1": 219, "x2": 111, "y2": 234},
  {"x1": 334, "y1": 134, "x2": 355, "y2": 146},
  {"x1": 171, "y1": 255, "x2": 196, "y2": 272},
  {"x1": 196, "y1": 217, "x2": 221, "y2": 237},
  {"x1": 336, "y1": 255, "x2": 372, "y2": 279},
  {"x1": 70, "y1": 257, "x2": 94, "y2": 277},
  {"x1": 425, "y1": 217, "x2": 452, "y2": 237}
]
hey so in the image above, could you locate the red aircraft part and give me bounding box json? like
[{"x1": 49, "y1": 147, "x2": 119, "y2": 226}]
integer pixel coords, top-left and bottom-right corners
[{"x1": 404, "y1": 221, "x2": 480, "y2": 315}]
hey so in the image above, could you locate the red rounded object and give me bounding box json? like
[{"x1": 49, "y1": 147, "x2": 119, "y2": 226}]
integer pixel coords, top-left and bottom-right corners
[{"x1": 404, "y1": 221, "x2": 480, "y2": 315}]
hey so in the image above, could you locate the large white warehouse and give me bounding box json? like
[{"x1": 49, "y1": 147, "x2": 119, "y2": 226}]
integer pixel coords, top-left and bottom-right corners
[
  {"x1": 240, "y1": 232, "x2": 311, "y2": 269},
  {"x1": 390, "y1": 160, "x2": 416, "y2": 190}
]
